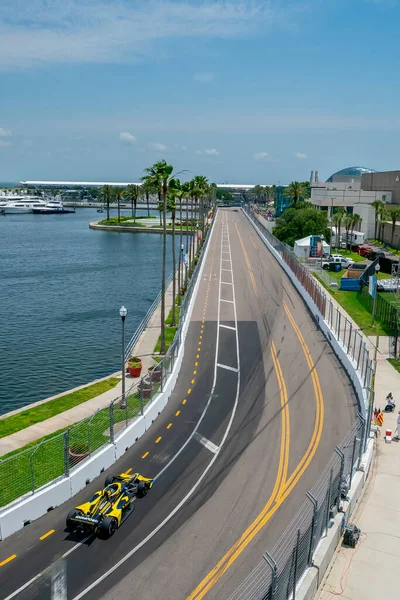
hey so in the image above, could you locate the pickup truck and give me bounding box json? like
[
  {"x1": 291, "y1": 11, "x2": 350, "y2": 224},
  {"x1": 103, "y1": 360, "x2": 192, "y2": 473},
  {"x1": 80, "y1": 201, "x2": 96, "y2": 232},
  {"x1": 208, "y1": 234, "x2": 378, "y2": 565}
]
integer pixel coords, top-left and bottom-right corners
[{"x1": 321, "y1": 256, "x2": 354, "y2": 270}]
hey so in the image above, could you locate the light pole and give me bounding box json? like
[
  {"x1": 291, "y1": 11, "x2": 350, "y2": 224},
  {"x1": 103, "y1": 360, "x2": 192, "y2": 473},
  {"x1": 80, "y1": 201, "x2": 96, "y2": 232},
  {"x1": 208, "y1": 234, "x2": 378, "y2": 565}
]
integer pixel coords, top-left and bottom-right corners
[
  {"x1": 119, "y1": 305, "x2": 127, "y2": 409},
  {"x1": 320, "y1": 234, "x2": 324, "y2": 270},
  {"x1": 371, "y1": 264, "x2": 381, "y2": 327}
]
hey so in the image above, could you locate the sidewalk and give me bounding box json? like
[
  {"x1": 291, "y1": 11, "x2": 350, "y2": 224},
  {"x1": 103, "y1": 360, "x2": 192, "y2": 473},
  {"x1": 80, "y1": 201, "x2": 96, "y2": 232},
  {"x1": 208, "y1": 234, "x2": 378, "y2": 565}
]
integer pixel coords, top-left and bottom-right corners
[{"x1": 0, "y1": 279, "x2": 174, "y2": 456}]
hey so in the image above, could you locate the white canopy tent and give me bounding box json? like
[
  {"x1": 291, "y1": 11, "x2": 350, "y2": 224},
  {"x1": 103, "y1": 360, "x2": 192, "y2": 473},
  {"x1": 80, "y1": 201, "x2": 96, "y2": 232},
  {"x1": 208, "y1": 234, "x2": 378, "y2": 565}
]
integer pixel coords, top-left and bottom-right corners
[{"x1": 293, "y1": 235, "x2": 330, "y2": 259}]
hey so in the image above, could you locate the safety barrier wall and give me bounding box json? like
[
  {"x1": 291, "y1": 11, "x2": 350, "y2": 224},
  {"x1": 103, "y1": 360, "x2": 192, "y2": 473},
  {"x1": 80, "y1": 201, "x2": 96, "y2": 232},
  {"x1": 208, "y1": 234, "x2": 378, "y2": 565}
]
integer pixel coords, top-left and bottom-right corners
[
  {"x1": 230, "y1": 208, "x2": 374, "y2": 600},
  {"x1": 0, "y1": 214, "x2": 216, "y2": 540}
]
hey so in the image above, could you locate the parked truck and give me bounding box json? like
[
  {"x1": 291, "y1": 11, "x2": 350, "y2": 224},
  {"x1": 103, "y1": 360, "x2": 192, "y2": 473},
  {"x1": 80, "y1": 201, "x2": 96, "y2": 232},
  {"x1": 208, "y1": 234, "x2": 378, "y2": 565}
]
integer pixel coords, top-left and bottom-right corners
[{"x1": 330, "y1": 227, "x2": 366, "y2": 249}]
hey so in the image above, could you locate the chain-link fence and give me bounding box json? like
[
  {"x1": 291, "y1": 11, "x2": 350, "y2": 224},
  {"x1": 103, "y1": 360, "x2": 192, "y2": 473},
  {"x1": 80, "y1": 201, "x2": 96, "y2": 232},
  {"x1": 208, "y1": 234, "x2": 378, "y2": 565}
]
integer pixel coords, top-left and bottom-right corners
[
  {"x1": 227, "y1": 415, "x2": 365, "y2": 600},
  {"x1": 0, "y1": 217, "x2": 215, "y2": 509}
]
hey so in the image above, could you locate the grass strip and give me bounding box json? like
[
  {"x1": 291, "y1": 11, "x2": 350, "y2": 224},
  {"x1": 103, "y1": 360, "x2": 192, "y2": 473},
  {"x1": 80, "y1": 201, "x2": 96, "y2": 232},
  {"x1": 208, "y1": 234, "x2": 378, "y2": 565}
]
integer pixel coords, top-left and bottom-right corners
[
  {"x1": 154, "y1": 306, "x2": 181, "y2": 354},
  {"x1": 388, "y1": 358, "x2": 400, "y2": 373},
  {"x1": 0, "y1": 378, "x2": 120, "y2": 439}
]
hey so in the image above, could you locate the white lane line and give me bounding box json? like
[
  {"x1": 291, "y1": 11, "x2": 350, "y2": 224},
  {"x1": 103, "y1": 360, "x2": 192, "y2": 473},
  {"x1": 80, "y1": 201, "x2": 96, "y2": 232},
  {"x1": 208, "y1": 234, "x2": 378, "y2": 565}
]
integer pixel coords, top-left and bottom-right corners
[
  {"x1": 219, "y1": 324, "x2": 236, "y2": 331},
  {"x1": 217, "y1": 363, "x2": 239, "y2": 373},
  {"x1": 194, "y1": 432, "x2": 219, "y2": 454},
  {"x1": 70, "y1": 212, "x2": 241, "y2": 600},
  {"x1": 221, "y1": 281, "x2": 233, "y2": 286},
  {"x1": 220, "y1": 299, "x2": 234, "y2": 304},
  {"x1": 222, "y1": 258, "x2": 231, "y2": 263},
  {"x1": 3, "y1": 537, "x2": 92, "y2": 600},
  {"x1": 221, "y1": 268, "x2": 231, "y2": 272}
]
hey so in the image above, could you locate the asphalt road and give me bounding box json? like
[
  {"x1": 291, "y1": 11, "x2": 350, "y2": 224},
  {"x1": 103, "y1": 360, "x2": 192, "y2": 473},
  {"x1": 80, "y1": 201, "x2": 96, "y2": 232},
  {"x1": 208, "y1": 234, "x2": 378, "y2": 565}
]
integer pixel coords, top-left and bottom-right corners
[{"x1": 0, "y1": 208, "x2": 357, "y2": 600}]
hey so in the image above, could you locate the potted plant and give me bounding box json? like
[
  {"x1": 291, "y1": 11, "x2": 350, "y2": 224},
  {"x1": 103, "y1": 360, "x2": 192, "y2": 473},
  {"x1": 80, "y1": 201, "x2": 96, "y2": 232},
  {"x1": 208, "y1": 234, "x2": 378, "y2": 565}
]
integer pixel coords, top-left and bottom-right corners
[
  {"x1": 148, "y1": 364, "x2": 161, "y2": 382},
  {"x1": 140, "y1": 376, "x2": 153, "y2": 399},
  {"x1": 128, "y1": 356, "x2": 142, "y2": 378},
  {"x1": 68, "y1": 442, "x2": 90, "y2": 466}
]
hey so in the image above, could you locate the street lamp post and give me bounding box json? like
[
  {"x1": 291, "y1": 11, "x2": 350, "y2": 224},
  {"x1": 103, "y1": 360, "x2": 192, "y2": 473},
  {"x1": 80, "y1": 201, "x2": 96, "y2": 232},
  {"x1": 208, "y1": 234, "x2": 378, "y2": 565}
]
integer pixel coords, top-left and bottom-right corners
[
  {"x1": 371, "y1": 264, "x2": 381, "y2": 327},
  {"x1": 320, "y1": 234, "x2": 325, "y2": 270},
  {"x1": 119, "y1": 305, "x2": 127, "y2": 409}
]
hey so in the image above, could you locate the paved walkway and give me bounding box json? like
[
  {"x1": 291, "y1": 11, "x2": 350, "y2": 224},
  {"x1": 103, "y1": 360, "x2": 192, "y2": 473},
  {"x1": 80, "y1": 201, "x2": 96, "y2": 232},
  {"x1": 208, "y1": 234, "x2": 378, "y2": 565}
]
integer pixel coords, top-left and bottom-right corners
[{"x1": 0, "y1": 279, "x2": 175, "y2": 456}]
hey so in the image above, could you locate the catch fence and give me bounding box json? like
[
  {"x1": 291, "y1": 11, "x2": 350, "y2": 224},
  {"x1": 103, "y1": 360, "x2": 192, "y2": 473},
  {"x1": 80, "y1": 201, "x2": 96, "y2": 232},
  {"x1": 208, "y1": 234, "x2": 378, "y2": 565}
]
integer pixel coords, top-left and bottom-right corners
[
  {"x1": 227, "y1": 416, "x2": 365, "y2": 600},
  {"x1": 0, "y1": 218, "x2": 213, "y2": 509}
]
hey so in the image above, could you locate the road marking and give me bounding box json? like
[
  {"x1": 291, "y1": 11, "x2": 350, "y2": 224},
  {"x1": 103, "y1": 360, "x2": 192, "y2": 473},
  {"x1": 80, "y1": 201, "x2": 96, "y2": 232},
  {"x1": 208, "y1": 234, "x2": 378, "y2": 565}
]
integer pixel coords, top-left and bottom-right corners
[
  {"x1": 193, "y1": 370, "x2": 197, "y2": 375},
  {"x1": 182, "y1": 399, "x2": 187, "y2": 404},
  {"x1": 141, "y1": 452, "x2": 149, "y2": 459},
  {"x1": 235, "y1": 223, "x2": 259, "y2": 298},
  {"x1": 197, "y1": 347, "x2": 201, "y2": 351},
  {"x1": 219, "y1": 324, "x2": 236, "y2": 331},
  {"x1": 167, "y1": 423, "x2": 173, "y2": 430},
  {"x1": 195, "y1": 361, "x2": 198, "y2": 366},
  {"x1": 196, "y1": 354, "x2": 200, "y2": 358},
  {"x1": 39, "y1": 529, "x2": 55, "y2": 541},
  {"x1": 70, "y1": 207, "x2": 242, "y2": 600},
  {"x1": 175, "y1": 410, "x2": 181, "y2": 416},
  {"x1": 126, "y1": 468, "x2": 132, "y2": 473},
  {"x1": 217, "y1": 363, "x2": 239, "y2": 373},
  {"x1": 194, "y1": 432, "x2": 219, "y2": 454},
  {"x1": 155, "y1": 436, "x2": 162, "y2": 444},
  {"x1": 221, "y1": 268, "x2": 231, "y2": 272},
  {"x1": 187, "y1": 388, "x2": 192, "y2": 394},
  {"x1": 220, "y1": 298, "x2": 234, "y2": 304},
  {"x1": 199, "y1": 335, "x2": 202, "y2": 339},
  {"x1": 199, "y1": 341, "x2": 202, "y2": 345},
  {"x1": 0, "y1": 555, "x2": 16, "y2": 567}
]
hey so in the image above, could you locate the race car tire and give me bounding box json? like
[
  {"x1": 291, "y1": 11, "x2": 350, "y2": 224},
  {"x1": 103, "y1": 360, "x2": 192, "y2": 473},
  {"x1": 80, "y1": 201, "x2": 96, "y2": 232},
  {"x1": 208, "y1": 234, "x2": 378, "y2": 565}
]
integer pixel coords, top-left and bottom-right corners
[
  {"x1": 66, "y1": 509, "x2": 79, "y2": 532},
  {"x1": 136, "y1": 481, "x2": 147, "y2": 498},
  {"x1": 99, "y1": 517, "x2": 117, "y2": 539},
  {"x1": 104, "y1": 474, "x2": 115, "y2": 487}
]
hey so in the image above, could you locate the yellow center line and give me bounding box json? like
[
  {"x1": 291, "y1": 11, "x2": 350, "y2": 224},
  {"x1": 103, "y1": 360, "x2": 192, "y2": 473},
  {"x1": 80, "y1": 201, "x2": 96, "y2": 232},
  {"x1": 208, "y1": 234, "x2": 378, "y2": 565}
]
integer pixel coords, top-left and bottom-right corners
[
  {"x1": 167, "y1": 423, "x2": 173, "y2": 430},
  {"x1": 195, "y1": 362, "x2": 198, "y2": 367},
  {"x1": 193, "y1": 370, "x2": 197, "y2": 375},
  {"x1": 235, "y1": 223, "x2": 259, "y2": 298},
  {"x1": 182, "y1": 399, "x2": 187, "y2": 405},
  {"x1": 186, "y1": 341, "x2": 289, "y2": 600},
  {"x1": 142, "y1": 452, "x2": 149, "y2": 459},
  {"x1": 191, "y1": 378, "x2": 195, "y2": 384},
  {"x1": 126, "y1": 467, "x2": 132, "y2": 474},
  {"x1": 0, "y1": 555, "x2": 17, "y2": 567},
  {"x1": 155, "y1": 436, "x2": 162, "y2": 444},
  {"x1": 175, "y1": 410, "x2": 181, "y2": 416},
  {"x1": 187, "y1": 388, "x2": 192, "y2": 394},
  {"x1": 197, "y1": 348, "x2": 201, "y2": 352},
  {"x1": 39, "y1": 529, "x2": 55, "y2": 541}
]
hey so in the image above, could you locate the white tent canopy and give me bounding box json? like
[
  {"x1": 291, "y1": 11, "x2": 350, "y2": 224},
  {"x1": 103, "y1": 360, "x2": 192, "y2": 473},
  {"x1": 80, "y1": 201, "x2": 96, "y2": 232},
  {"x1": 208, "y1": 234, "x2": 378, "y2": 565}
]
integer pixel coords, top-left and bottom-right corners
[{"x1": 293, "y1": 235, "x2": 330, "y2": 259}]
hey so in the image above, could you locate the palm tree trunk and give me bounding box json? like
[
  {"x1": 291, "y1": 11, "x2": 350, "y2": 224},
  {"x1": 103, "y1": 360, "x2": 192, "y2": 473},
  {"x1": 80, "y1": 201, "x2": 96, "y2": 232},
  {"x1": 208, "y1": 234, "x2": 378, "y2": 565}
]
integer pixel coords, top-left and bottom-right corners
[
  {"x1": 375, "y1": 211, "x2": 378, "y2": 240},
  {"x1": 146, "y1": 192, "x2": 150, "y2": 217},
  {"x1": 185, "y1": 196, "x2": 189, "y2": 288},
  {"x1": 171, "y1": 209, "x2": 176, "y2": 327},
  {"x1": 106, "y1": 197, "x2": 110, "y2": 221},
  {"x1": 134, "y1": 198, "x2": 137, "y2": 223},
  {"x1": 131, "y1": 198, "x2": 134, "y2": 218},
  {"x1": 160, "y1": 190, "x2": 167, "y2": 355},
  {"x1": 117, "y1": 195, "x2": 120, "y2": 223},
  {"x1": 190, "y1": 195, "x2": 194, "y2": 274},
  {"x1": 158, "y1": 191, "x2": 162, "y2": 227},
  {"x1": 178, "y1": 197, "x2": 182, "y2": 306}
]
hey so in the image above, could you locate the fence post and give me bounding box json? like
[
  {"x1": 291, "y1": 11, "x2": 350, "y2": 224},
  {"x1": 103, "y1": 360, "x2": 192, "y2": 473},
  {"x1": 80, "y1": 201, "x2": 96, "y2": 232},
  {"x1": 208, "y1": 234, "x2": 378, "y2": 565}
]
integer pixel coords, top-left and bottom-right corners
[
  {"x1": 306, "y1": 492, "x2": 318, "y2": 565},
  {"x1": 357, "y1": 334, "x2": 362, "y2": 370},
  {"x1": 325, "y1": 467, "x2": 333, "y2": 533},
  {"x1": 292, "y1": 529, "x2": 301, "y2": 600},
  {"x1": 263, "y1": 552, "x2": 278, "y2": 600},
  {"x1": 347, "y1": 322, "x2": 353, "y2": 354},
  {"x1": 63, "y1": 430, "x2": 70, "y2": 477},
  {"x1": 334, "y1": 446, "x2": 345, "y2": 510},
  {"x1": 337, "y1": 311, "x2": 341, "y2": 341},
  {"x1": 140, "y1": 385, "x2": 144, "y2": 415},
  {"x1": 109, "y1": 403, "x2": 114, "y2": 444},
  {"x1": 29, "y1": 451, "x2": 35, "y2": 493}
]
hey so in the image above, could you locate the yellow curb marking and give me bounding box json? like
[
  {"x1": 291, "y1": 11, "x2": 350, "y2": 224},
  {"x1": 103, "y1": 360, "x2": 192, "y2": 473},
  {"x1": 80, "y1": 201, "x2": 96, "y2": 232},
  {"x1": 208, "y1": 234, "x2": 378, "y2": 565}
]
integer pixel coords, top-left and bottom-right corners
[{"x1": 40, "y1": 529, "x2": 55, "y2": 541}]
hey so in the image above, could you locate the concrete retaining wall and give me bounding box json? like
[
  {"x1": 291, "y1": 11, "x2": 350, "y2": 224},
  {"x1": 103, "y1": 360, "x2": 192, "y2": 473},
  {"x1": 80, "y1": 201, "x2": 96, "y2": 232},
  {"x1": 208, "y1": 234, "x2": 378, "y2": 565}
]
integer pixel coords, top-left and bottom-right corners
[{"x1": 0, "y1": 217, "x2": 215, "y2": 541}]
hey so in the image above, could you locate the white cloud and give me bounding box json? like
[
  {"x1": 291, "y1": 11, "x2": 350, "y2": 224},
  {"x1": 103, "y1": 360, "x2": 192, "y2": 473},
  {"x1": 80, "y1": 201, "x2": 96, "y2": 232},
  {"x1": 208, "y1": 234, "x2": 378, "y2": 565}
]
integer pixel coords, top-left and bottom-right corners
[
  {"x1": 0, "y1": 128, "x2": 11, "y2": 136},
  {"x1": 193, "y1": 71, "x2": 214, "y2": 83},
  {"x1": 0, "y1": 1, "x2": 288, "y2": 69},
  {"x1": 204, "y1": 148, "x2": 220, "y2": 156},
  {"x1": 119, "y1": 132, "x2": 136, "y2": 145},
  {"x1": 295, "y1": 152, "x2": 307, "y2": 159},
  {"x1": 0, "y1": 140, "x2": 12, "y2": 147},
  {"x1": 149, "y1": 142, "x2": 167, "y2": 151},
  {"x1": 253, "y1": 152, "x2": 269, "y2": 160}
]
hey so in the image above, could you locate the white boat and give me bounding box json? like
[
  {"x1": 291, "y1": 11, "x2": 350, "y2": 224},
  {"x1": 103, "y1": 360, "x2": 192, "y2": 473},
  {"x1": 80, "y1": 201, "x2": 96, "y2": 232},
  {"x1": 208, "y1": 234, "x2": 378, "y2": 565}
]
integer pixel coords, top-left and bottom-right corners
[
  {"x1": 0, "y1": 196, "x2": 47, "y2": 214},
  {"x1": 31, "y1": 197, "x2": 76, "y2": 214}
]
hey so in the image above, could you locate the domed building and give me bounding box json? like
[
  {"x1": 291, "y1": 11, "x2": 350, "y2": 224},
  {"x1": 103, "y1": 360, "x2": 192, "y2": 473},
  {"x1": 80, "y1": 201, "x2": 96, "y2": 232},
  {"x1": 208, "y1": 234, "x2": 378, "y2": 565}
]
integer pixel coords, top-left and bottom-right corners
[{"x1": 326, "y1": 166, "x2": 376, "y2": 184}]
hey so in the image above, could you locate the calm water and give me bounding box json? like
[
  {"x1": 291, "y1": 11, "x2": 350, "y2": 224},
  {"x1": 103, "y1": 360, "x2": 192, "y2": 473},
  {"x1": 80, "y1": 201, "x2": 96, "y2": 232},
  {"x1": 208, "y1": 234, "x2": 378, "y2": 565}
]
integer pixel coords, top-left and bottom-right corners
[{"x1": 0, "y1": 209, "x2": 178, "y2": 414}]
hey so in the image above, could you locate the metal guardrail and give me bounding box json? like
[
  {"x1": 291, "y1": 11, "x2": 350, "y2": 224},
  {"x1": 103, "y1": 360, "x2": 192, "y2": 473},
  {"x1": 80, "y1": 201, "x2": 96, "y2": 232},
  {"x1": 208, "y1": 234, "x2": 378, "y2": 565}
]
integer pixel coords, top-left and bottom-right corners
[
  {"x1": 0, "y1": 218, "x2": 214, "y2": 509},
  {"x1": 227, "y1": 416, "x2": 365, "y2": 600}
]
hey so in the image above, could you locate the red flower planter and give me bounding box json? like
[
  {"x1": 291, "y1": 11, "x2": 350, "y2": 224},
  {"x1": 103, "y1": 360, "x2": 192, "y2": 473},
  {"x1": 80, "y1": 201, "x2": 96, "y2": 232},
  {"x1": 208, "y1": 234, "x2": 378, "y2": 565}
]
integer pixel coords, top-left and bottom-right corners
[
  {"x1": 128, "y1": 365, "x2": 142, "y2": 378},
  {"x1": 148, "y1": 367, "x2": 161, "y2": 382}
]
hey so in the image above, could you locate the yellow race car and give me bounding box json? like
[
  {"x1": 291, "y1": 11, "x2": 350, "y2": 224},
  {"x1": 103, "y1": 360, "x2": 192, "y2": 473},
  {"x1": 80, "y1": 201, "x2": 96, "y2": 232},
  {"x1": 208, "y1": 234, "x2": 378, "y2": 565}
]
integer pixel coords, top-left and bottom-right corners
[{"x1": 66, "y1": 471, "x2": 153, "y2": 538}]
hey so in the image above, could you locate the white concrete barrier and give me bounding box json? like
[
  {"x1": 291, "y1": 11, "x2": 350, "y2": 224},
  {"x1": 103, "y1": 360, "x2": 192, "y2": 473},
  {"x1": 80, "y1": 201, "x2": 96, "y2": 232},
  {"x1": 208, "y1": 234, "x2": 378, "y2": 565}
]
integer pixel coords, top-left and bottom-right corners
[
  {"x1": 0, "y1": 478, "x2": 71, "y2": 540},
  {"x1": 0, "y1": 216, "x2": 216, "y2": 541}
]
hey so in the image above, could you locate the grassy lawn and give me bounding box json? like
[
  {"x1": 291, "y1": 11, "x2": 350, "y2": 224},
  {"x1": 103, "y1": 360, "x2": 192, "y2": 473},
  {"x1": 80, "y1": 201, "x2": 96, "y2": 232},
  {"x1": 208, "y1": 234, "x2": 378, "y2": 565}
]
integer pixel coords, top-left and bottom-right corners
[
  {"x1": 0, "y1": 378, "x2": 120, "y2": 439},
  {"x1": 388, "y1": 358, "x2": 400, "y2": 373},
  {"x1": 314, "y1": 275, "x2": 392, "y2": 336},
  {"x1": 335, "y1": 249, "x2": 366, "y2": 263},
  {"x1": 154, "y1": 305, "x2": 181, "y2": 354},
  {"x1": 0, "y1": 385, "x2": 156, "y2": 507}
]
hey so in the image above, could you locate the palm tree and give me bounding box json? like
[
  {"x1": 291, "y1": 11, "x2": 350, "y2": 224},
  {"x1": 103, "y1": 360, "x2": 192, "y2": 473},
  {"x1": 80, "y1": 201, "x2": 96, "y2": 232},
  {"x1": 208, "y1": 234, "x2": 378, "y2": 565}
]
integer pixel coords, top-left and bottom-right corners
[
  {"x1": 192, "y1": 175, "x2": 209, "y2": 243},
  {"x1": 113, "y1": 187, "x2": 124, "y2": 223},
  {"x1": 100, "y1": 185, "x2": 112, "y2": 220},
  {"x1": 124, "y1": 184, "x2": 140, "y2": 222},
  {"x1": 332, "y1": 207, "x2": 346, "y2": 250},
  {"x1": 167, "y1": 182, "x2": 179, "y2": 325},
  {"x1": 252, "y1": 185, "x2": 264, "y2": 204},
  {"x1": 343, "y1": 214, "x2": 353, "y2": 250},
  {"x1": 141, "y1": 179, "x2": 154, "y2": 217},
  {"x1": 284, "y1": 181, "x2": 309, "y2": 207},
  {"x1": 170, "y1": 180, "x2": 184, "y2": 306},
  {"x1": 379, "y1": 209, "x2": 390, "y2": 244},
  {"x1": 389, "y1": 207, "x2": 400, "y2": 247},
  {"x1": 371, "y1": 200, "x2": 385, "y2": 240},
  {"x1": 182, "y1": 181, "x2": 191, "y2": 289},
  {"x1": 142, "y1": 160, "x2": 175, "y2": 354}
]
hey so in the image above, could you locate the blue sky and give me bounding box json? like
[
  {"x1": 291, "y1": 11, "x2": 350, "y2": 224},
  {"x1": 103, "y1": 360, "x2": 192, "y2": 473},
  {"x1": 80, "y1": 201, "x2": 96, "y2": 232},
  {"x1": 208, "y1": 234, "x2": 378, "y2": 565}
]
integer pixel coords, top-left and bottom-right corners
[{"x1": 0, "y1": 0, "x2": 399, "y2": 184}]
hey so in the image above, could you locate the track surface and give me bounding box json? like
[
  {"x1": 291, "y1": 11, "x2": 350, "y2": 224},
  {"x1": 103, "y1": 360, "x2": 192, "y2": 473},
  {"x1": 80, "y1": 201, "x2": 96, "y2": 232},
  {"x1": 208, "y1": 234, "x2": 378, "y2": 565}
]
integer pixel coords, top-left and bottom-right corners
[{"x1": 0, "y1": 209, "x2": 357, "y2": 600}]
